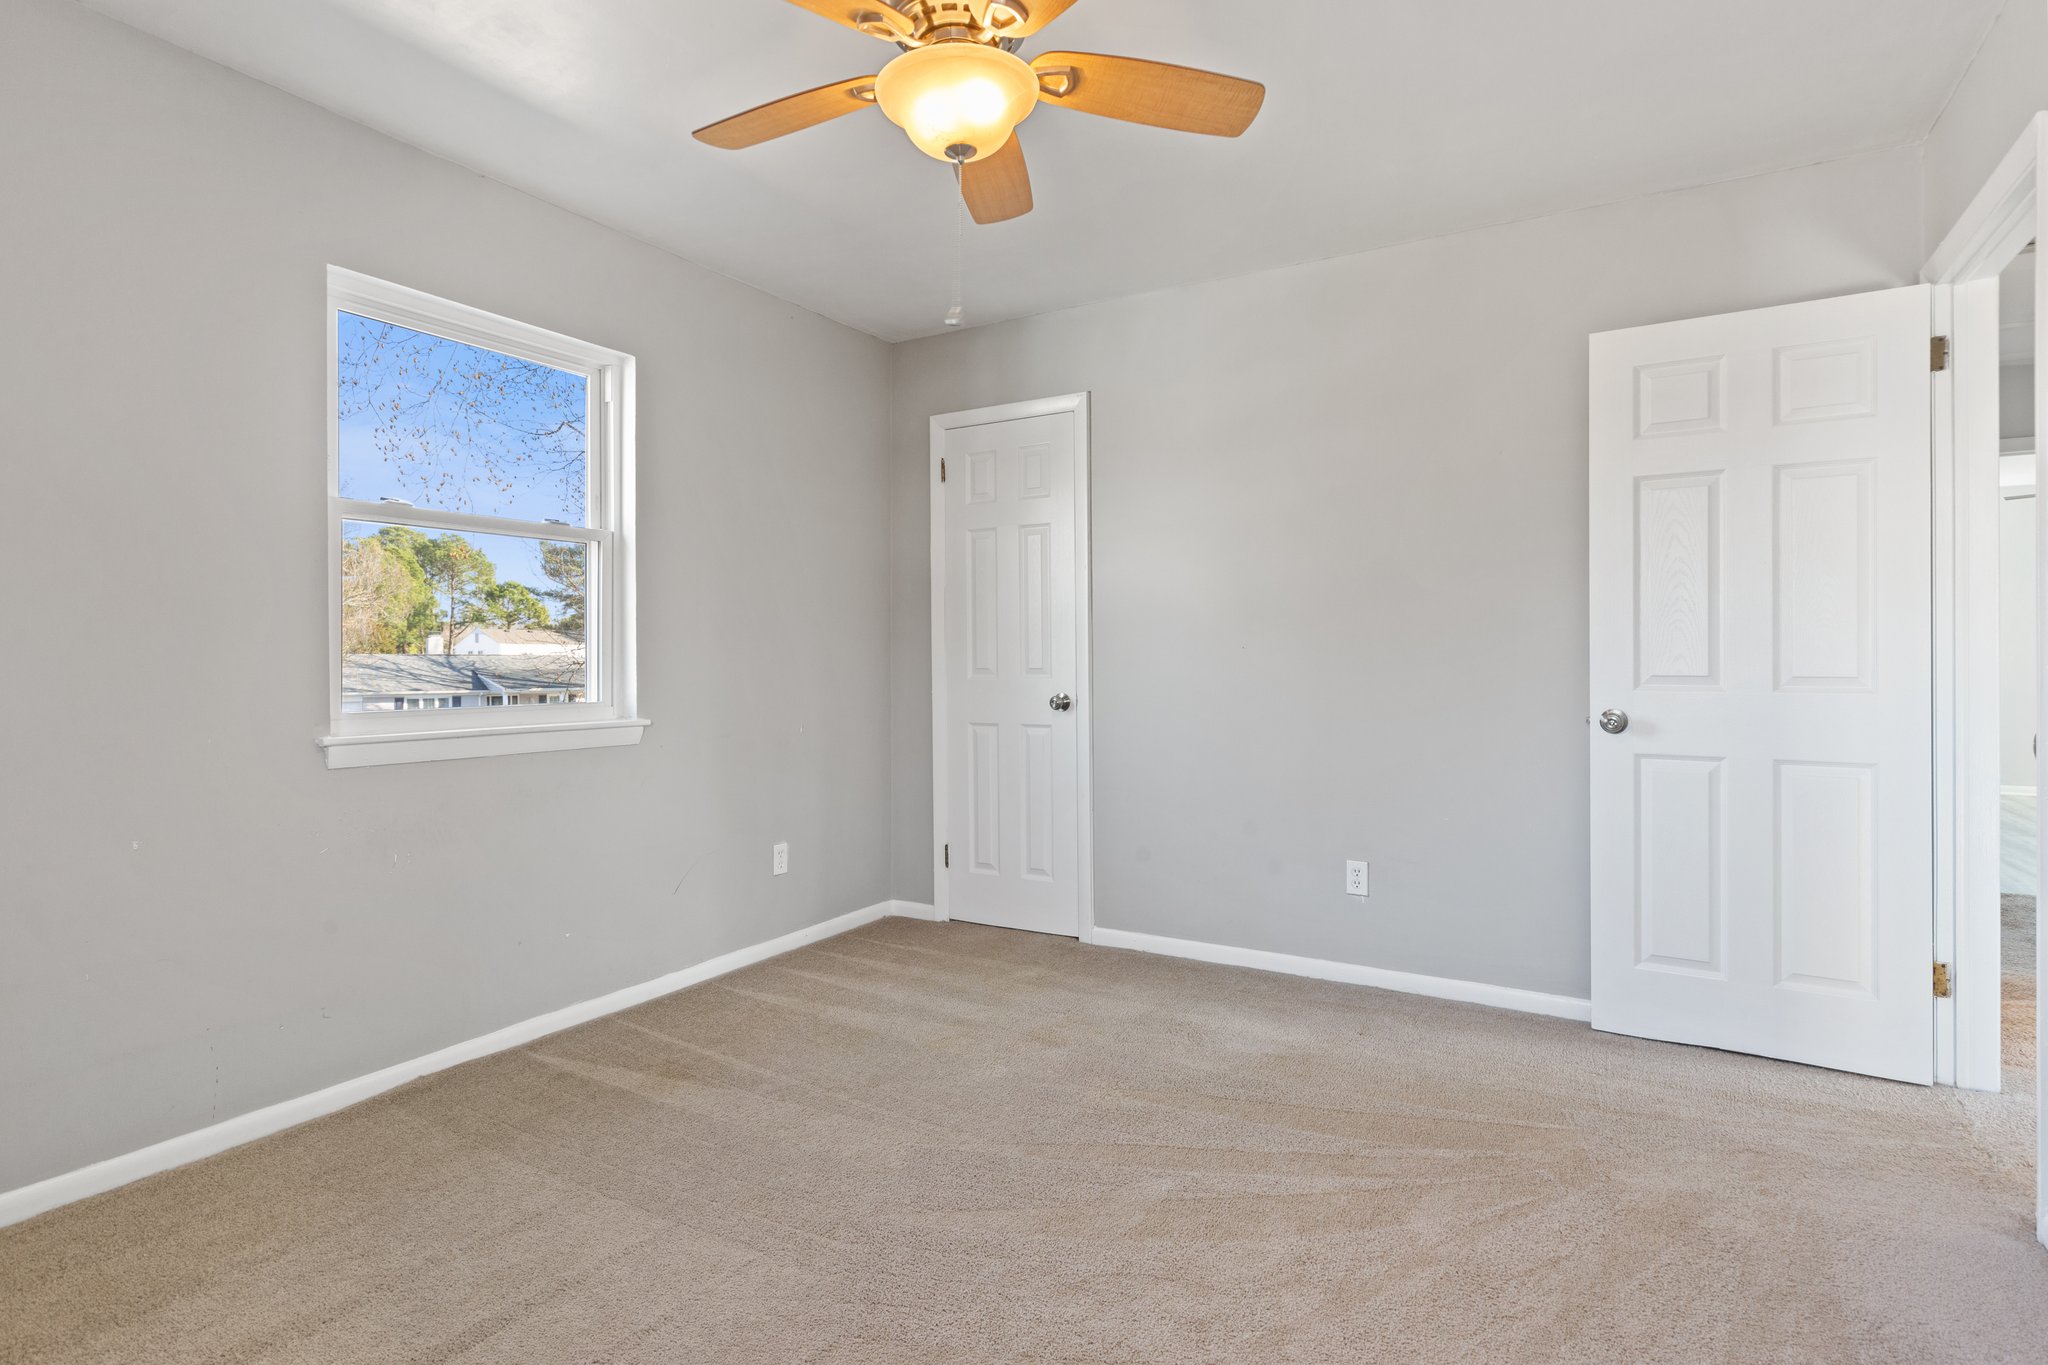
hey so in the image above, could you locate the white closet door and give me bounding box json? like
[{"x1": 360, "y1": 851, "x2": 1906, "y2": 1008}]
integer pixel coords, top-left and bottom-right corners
[{"x1": 941, "y1": 409, "x2": 1081, "y2": 937}]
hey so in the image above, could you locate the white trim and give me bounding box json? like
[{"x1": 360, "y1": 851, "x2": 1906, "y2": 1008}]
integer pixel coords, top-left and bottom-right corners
[
  {"x1": 927, "y1": 393, "x2": 1096, "y2": 943},
  {"x1": 2002, "y1": 448, "x2": 2038, "y2": 497},
  {"x1": 333, "y1": 499, "x2": 606, "y2": 545},
  {"x1": 928, "y1": 422, "x2": 949, "y2": 927},
  {"x1": 1091, "y1": 928, "x2": 1593, "y2": 1023},
  {"x1": 1923, "y1": 114, "x2": 2047, "y2": 1099},
  {"x1": 322, "y1": 266, "x2": 641, "y2": 764},
  {"x1": 316, "y1": 715, "x2": 651, "y2": 769},
  {"x1": 1936, "y1": 275, "x2": 2004, "y2": 1091},
  {"x1": 2003, "y1": 785, "x2": 2040, "y2": 799},
  {"x1": 0, "y1": 900, "x2": 928, "y2": 1229},
  {"x1": 328, "y1": 267, "x2": 622, "y2": 374},
  {"x1": 1923, "y1": 118, "x2": 2043, "y2": 288},
  {"x1": 1931, "y1": 276, "x2": 1960, "y2": 1085},
  {"x1": 1923, "y1": 111, "x2": 2048, "y2": 1249},
  {"x1": 885, "y1": 900, "x2": 943, "y2": 920}
]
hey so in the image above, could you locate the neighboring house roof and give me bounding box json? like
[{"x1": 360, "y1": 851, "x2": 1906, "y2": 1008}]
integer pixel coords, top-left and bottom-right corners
[
  {"x1": 451, "y1": 626, "x2": 582, "y2": 648},
  {"x1": 343, "y1": 653, "x2": 585, "y2": 696}
]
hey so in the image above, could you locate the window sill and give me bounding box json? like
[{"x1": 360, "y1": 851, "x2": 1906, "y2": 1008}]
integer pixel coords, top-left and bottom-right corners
[{"x1": 316, "y1": 717, "x2": 650, "y2": 769}]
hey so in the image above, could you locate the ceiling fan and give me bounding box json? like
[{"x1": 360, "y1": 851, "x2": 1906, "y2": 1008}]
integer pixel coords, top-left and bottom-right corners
[{"x1": 693, "y1": 1, "x2": 1266, "y2": 225}]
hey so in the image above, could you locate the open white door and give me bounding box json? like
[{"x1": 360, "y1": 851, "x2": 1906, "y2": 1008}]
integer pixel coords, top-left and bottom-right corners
[{"x1": 1590, "y1": 285, "x2": 1935, "y2": 1084}]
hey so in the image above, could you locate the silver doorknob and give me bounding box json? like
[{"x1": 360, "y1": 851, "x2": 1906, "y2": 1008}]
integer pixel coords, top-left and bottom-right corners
[
  {"x1": 1049, "y1": 693, "x2": 1074, "y2": 713},
  {"x1": 1598, "y1": 709, "x2": 1629, "y2": 735}
]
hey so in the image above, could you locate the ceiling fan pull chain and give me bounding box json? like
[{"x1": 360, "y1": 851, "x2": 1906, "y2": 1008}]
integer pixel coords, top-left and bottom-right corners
[{"x1": 945, "y1": 161, "x2": 967, "y2": 328}]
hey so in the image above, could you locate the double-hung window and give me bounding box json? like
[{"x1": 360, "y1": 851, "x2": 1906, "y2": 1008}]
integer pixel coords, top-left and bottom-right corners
[{"x1": 318, "y1": 267, "x2": 642, "y2": 768}]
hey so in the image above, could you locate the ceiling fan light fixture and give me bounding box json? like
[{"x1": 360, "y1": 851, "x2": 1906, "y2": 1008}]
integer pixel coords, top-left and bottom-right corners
[
  {"x1": 873, "y1": 43, "x2": 1039, "y2": 163},
  {"x1": 694, "y1": 3, "x2": 1267, "y2": 227}
]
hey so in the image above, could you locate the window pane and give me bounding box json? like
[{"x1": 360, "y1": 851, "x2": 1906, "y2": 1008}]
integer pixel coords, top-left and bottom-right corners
[
  {"x1": 341, "y1": 521, "x2": 589, "y2": 713},
  {"x1": 337, "y1": 312, "x2": 588, "y2": 524}
]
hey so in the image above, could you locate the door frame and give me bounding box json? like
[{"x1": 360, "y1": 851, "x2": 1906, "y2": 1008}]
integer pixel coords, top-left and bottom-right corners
[
  {"x1": 1923, "y1": 112, "x2": 2046, "y2": 1104},
  {"x1": 928, "y1": 392, "x2": 1096, "y2": 941}
]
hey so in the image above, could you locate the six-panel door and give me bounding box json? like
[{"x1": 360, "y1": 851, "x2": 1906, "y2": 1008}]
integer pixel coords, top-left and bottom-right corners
[
  {"x1": 943, "y1": 411, "x2": 1081, "y2": 937},
  {"x1": 1589, "y1": 285, "x2": 1934, "y2": 1083}
]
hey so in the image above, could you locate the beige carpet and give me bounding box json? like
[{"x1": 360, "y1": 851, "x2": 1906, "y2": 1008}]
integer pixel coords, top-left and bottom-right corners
[
  {"x1": 2007, "y1": 894, "x2": 2038, "y2": 1078},
  {"x1": 3, "y1": 917, "x2": 2044, "y2": 1364}
]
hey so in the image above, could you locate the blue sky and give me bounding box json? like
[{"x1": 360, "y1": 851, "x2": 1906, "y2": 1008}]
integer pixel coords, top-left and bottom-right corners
[{"x1": 337, "y1": 311, "x2": 585, "y2": 589}]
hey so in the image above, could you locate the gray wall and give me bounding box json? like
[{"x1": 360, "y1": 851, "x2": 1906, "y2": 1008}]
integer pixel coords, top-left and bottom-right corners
[
  {"x1": 888, "y1": 148, "x2": 1925, "y2": 1000},
  {"x1": 1922, "y1": 0, "x2": 2048, "y2": 255},
  {"x1": 2001, "y1": 495, "x2": 2037, "y2": 790},
  {"x1": 2005, "y1": 362, "x2": 2037, "y2": 440},
  {"x1": 2007, "y1": 362, "x2": 2039, "y2": 790},
  {"x1": 0, "y1": 0, "x2": 892, "y2": 1192}
]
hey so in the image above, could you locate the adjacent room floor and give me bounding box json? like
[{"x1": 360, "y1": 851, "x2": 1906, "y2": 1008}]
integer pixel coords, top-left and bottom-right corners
[{"x1": 3, "y1": 917, "x2": 2043, "y2": 1364}]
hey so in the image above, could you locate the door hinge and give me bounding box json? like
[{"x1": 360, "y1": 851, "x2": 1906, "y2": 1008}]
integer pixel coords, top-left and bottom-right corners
[
  {"x1": 1934, "y1": 962, "x2": 1953, "y2": 998},
  {"x1": 939, "y1": 458, "x2": 947, "y2": 483},
  {"x1": 943, "y1": 843, "x2": 950, "y2": 868},
  {"x1": 1931, "y1": 336, "x2": 1950, "y2": 372}
]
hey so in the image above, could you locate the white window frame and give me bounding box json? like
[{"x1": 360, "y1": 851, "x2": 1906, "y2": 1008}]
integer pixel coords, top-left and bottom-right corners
[{"x1": 316, "y1": 267, "x2": 645, "y2": 768}]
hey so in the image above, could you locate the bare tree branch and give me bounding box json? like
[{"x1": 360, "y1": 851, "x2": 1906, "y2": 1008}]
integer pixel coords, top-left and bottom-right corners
[{"x1": 338, "y1": 318, "x2": 587, "y2": 519}]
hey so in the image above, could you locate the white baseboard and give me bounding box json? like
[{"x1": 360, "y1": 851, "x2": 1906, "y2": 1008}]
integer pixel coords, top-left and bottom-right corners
[
  {"x1": 2001, "y1": 785, "x2": 2038, "y2": 799},
  {"x1": 3, "y1": 904, "x2": 1583, "y2": 1229},
  {"x1": 1090, "y1": 927, "x2": 1593, "y2": 1023},
  {"x1": 884, "y1": 900, "x2": 942, "y2": 920},
  {"x1": 0, "y1": 900, "x2": 917, "y2": 1230}
]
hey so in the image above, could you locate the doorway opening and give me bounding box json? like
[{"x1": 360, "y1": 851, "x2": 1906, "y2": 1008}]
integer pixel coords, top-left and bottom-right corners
[{"x1": 1999, "y1": 247, "x2": 2038, "y2": 1086}]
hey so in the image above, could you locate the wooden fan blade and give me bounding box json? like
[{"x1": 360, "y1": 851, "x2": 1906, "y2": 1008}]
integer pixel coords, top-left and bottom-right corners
[
  {"x1": 987, "y1": 0, "x2": 1080, "y2": 38},
  {"x1": 781, "y1": 0, "x2": 915, "y2": 41},
  {"x1": 693, "y1": 76, "x2": 879, "y2": 150},
  {"x1": 962, "y1": 133, "x2": 1033, "y2": 224},
  {"x1": 1031, "y1": 52, "x2": 1264, "y2": 137}
]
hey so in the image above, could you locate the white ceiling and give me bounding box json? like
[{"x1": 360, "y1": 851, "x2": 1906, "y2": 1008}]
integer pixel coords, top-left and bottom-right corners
[{"x1": 83, "y1": 0, "x2": 2001, "y2": 341}]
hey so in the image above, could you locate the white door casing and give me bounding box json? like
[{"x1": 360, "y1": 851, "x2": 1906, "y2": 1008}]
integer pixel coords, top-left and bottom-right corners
[
  {"x1": 932, "y1": 397, "x2": 1091, "y2": 938},
  {"x1": 1589, "y1": 285, "x2": 1935, "y2": 1084},
  {"x1": 1919, "y1": 111, "x2": 2047, "y2": 1241}
]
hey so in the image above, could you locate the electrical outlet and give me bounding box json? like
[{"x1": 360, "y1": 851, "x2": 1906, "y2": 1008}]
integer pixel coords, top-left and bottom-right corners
[
  {"x1": 1346, "y1": 860, "x2": 1369, "y2": 897},
  {"x1": 773, "y1": 842, "x2": 789, "y2": 876}
]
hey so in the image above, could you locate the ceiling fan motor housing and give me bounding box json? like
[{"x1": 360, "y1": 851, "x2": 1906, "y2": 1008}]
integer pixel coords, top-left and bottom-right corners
[{"x1": 874, "y1": 2, "x2": 1033, "y2": 47}]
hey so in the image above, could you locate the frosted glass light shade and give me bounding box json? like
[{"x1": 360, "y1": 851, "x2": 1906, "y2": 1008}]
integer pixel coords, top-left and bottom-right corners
[{"x1": 874, "y1": 43, "x2": 1040, "y2": 163}]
